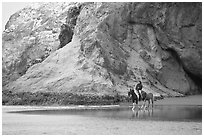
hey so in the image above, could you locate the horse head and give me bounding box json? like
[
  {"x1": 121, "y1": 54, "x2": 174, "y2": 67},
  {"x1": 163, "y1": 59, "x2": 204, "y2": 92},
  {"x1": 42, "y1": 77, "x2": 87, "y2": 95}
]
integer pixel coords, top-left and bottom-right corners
[{"x1": 128, "y1": 88, "x2": 134, "y2": 97}]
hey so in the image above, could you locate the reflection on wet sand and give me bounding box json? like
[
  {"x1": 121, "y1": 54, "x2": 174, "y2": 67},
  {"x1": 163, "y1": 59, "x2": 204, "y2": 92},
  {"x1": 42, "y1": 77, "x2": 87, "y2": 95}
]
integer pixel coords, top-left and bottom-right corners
[
  {"x1": 132, "y1": 108, "x2": 153, "y2": 118},
  {"x1": 130, "y1": 105, "x2": 202, "y2": 122},
  {"x1": 7, "y1": 105, "x2": 201, "y2": 122}
]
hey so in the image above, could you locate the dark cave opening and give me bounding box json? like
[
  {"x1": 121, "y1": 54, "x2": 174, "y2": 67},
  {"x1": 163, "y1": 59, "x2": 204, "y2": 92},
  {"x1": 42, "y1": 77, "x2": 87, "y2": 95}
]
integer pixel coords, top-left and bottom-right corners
[
  {"x1": 166, "y1": 48, "x2": 182, "y2": 65},
  {"x1": 166, "y1": 48, "x2": 202, "y2": 93},
  {"x1": 58, "y1": 24, "x2": 74, "y2": 49},
  {"x1": 185, "y1": 70, "x2": 202, "y2": 93}
]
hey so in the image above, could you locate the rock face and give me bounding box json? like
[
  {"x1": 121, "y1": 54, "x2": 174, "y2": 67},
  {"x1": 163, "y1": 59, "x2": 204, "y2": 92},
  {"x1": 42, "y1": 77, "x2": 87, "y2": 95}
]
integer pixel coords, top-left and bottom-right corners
[
  {"x1": 2, "y1": 2, "x2": 80, "y2": 86},
  {"x1": 128, "y1": 2, "x2": 202, "y2": 93},
  {"x1": 2, "y1": 2, "x2": 202, "y2": 97}
]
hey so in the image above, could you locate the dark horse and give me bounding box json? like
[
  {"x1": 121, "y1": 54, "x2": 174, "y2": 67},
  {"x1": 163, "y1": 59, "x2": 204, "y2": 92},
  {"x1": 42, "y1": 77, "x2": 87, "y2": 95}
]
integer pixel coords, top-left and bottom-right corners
[{"x1": 128, "y1": 88, "x2": 154, "y2": 111}]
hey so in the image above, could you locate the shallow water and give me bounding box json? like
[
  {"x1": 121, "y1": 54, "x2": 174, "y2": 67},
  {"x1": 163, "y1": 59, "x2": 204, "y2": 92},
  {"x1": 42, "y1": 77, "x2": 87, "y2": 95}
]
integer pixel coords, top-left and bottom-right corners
[{"x1": 9, "y1": 105, "x2": 202, "y2": 122}]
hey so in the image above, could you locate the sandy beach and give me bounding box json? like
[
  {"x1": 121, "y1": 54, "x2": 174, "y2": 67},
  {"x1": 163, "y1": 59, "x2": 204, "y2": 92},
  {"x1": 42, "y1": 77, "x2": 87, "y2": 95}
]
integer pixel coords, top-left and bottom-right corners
[{"x1": 2, "y1": 95, "x2": 202, "y2": 135}]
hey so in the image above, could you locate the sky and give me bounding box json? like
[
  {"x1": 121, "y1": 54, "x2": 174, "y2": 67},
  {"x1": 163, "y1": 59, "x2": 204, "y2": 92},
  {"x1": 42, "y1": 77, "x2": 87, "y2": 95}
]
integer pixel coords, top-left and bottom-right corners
[{"x1": 2, "y1": 2, "x2": 29, "y2": 30}]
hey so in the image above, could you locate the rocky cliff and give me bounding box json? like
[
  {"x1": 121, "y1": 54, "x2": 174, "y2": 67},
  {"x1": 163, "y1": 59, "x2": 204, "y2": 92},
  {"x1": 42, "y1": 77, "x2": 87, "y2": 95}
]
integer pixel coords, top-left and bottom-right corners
[{"x1": 2, "y1": 2, "x2": 202, "y2": 98}]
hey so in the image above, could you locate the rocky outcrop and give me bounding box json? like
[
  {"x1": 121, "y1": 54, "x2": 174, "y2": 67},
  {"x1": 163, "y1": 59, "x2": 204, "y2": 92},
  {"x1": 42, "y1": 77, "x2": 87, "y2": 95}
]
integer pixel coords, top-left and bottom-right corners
[
  {"x1": 127, "y1": 2, "x2": 202, "y2": 93},
  {"x1": 2, "y1": 2, "x2": 82, "y2": 86},
  {"x1": 58, "y1": 4, "x2": 82, "y2": 48},
  {"x1": 3, "y1": 2, "x2": 202, "y2": 97},
  {"x1": 129, "y1": 2, "x2": 202, "y2": 82}
]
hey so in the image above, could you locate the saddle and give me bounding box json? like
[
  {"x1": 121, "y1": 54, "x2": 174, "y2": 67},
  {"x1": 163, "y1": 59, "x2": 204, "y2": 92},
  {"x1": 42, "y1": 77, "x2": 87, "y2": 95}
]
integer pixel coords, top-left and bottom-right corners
[
  {"x1": 133, "y1": 89, "x2": 139, "y2": 99},
  {"x1": 133, "y1": 89, "x2": 143, "y2": 101}
]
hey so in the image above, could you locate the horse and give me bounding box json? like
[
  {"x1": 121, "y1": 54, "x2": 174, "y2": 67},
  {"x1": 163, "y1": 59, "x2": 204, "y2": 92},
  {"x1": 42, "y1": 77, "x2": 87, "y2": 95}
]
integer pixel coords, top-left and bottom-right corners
[
  {"x1": 139, "y1": 90, "x2": 154, "y2": 109},
  {"x1": 128, "y1": 88, "x2": 154, "y2": 111},
  {"x1": 128, "y1": 88, "x2": 139, "y2": 111}
]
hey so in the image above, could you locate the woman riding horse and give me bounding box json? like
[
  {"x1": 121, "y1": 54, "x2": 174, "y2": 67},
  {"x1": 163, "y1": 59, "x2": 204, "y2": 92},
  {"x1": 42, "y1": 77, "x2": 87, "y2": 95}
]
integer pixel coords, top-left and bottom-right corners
[
  {"x1": 128, "y1": 81, "x2": 154, "y2": 111},
  {"x1": 134, "y1": 81, "x2": 143, "y2": 101}
]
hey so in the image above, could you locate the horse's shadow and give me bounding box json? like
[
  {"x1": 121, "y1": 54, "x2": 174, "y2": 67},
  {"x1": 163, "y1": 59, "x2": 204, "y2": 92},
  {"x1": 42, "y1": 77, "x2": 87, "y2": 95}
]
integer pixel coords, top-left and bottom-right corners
[{"x1": 131, "y1": 108, "x2": 154, "y2": 119}]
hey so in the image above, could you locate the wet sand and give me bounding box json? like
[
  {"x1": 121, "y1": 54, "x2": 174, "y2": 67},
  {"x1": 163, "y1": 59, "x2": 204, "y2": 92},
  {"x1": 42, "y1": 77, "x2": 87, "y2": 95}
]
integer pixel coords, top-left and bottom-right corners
[
  {"x1": 154, "y1": 95, "x2": 202, "y2": 106},
  {"x1": 2, "y1": 95, "x2": 202, "y2": 135}
]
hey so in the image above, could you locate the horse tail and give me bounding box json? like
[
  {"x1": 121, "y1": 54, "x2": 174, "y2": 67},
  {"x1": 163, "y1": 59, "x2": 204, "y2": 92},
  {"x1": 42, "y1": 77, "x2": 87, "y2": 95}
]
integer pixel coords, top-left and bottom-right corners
[
  {"x1": 151, "y1": 93, "x2": 154, "y2": 106},
  {"x1": 151, "y1": 97, "x2": 154, "y2": 104}
]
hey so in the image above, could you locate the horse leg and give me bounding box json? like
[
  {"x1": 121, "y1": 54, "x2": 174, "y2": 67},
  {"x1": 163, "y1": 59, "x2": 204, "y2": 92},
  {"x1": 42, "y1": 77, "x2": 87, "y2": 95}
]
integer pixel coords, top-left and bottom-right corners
[
  {"x1": 142, "y1": 100, "x2": 146, "y2": 109},
  {"x1": 132, "y1": 103, "x2": 136, "y2": 111},
  {"x1": 147, "y1": 100, "x2": 150, "y2": 108},
  {"x1": 140, "y1": 100, "x2": 144, "y2": 109},
  {"x1": 132, "y1": 103, "x2": 135, "y2": 111},
  {"x1": 133, "y1": 102, "x2": 139, "y2": 111},
  {"x1": 140, "y1": 102, "x2": 143, "y2": 109},
  {"x1": 151, "y1": 98, "x2": 154, "y2": 108}
]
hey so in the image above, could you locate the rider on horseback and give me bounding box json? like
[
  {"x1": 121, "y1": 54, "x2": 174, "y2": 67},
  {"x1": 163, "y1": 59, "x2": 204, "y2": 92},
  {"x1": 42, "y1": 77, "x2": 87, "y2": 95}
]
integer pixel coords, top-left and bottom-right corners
[{"x1": 134, "y1": 81, "x2": 143, "y2": 101}]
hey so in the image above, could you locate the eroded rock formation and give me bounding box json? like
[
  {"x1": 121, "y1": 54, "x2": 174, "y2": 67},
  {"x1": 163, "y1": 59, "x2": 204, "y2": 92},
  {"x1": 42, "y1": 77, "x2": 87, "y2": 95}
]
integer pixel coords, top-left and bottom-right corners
[{"x1": 2, "y1": 2, "x2": 202, "y2": 97}]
